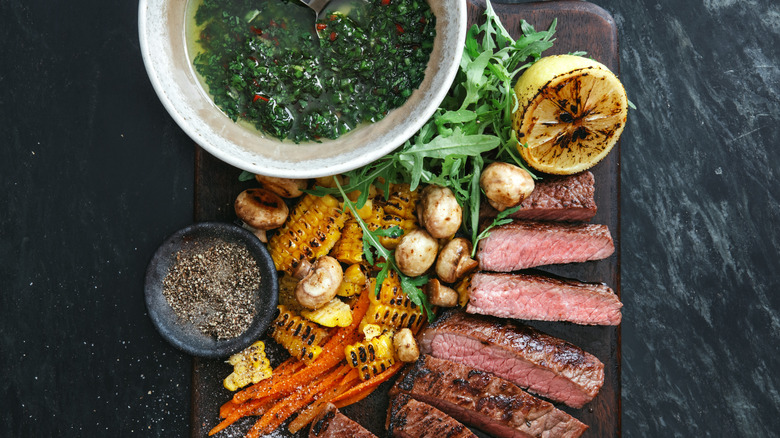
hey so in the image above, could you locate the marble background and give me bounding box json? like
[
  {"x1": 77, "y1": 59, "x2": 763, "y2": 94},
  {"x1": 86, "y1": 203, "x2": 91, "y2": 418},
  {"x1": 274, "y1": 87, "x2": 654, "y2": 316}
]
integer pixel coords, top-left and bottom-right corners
[
  {"x1": 1, "y1": 0, "x2": 778, "y2": 436},
  {"x1": 608, "y1": 0, "x2": 780, "y2": 435}
]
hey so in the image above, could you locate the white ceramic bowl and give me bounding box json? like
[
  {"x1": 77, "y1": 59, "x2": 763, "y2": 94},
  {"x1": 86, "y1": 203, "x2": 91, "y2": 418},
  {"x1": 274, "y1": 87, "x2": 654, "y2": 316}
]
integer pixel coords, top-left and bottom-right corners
[{"x1": 139, "y1": 0, "x2": 467, "y2": 178}]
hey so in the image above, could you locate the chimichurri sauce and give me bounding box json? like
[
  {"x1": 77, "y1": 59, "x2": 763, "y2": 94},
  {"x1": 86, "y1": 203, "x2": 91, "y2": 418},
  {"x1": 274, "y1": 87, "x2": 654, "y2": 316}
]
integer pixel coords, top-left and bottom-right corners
[{"x1": 192, "y1": 0, "x2": 435, "y2": 143}]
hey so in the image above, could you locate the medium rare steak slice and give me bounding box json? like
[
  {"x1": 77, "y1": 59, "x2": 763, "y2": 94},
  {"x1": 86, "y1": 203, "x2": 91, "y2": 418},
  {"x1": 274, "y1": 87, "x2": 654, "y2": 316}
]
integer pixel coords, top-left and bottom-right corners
[
  {"x1": 481, "y1": 172, "x2": 597, "y2": 222},
  {"x1": 467, "y1": 272, "x2": 622, "y2": 325},
  {"x1": 387, "y1": 393, "x2": 477, "y2": 438},
  {"x1": 393, "y1": 354, "x2": 588, "y2": 438},
  {"x1": 419, "y1": 311, "x2": 604, "y2": 408},
  {"x1": 477, "y1": 220, "x2": 614, "y2": 271},
  {"x1": 309, "y1": 404, "x2": 376, "y2": 438}
]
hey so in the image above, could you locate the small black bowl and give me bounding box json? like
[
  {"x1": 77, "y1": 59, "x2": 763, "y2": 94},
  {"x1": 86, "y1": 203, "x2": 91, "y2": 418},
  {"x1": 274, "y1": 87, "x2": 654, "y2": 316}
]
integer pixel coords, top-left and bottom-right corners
[{"x1": 144, "y1": 222, "x2": 278, "y2": 358}]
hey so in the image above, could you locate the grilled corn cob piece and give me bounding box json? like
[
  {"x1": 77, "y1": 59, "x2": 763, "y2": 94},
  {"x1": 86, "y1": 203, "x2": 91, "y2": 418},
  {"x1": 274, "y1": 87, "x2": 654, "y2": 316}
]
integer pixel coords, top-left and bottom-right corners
[
  {"x1": 363, "y1": 271, "x2": 424, "y2": 332},
  {"x1": 336, "y1": 264, "x2": 368, "y2": 297},
  {"x1": 345, "y1": 331, "x2": 396, "y2": 380},
  {"x1": 366, "y1": 202, "x2": 384, "y2": 232},
  {"x1": 268, "y1": 194, "x2": 346, "y2": 276},
  {"x1": 378, "y1": 184, "x2": 419, "y2": 249},
  {"x1": 223, "y1": 341, "x2": 273, "y2": 391},
  {"x1": 270, "y1": 305, "x2": 330, "y2": 364},
  {"x1": 331, "y1": 195, "x2": 377, "y2": 264},
  {"x1": 301, "y1": 298, "x2": 353, "y2": 328},
  {"x1": 330, "y1": 215, "x2": 364, "y2": 265}
]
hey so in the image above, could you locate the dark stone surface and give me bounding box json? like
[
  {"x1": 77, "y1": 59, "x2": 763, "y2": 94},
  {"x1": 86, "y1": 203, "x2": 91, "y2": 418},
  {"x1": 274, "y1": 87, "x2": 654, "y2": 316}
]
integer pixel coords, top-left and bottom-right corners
[{"x1": 1, "y1": 0, "x2": 778, "y2": 437}]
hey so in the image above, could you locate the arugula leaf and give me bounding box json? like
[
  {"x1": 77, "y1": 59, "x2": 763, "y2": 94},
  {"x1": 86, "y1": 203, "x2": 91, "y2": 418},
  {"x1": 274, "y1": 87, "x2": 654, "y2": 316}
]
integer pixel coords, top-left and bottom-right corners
[{"x1": 238, "y1": 170, "x2": 255, "y2": 182}]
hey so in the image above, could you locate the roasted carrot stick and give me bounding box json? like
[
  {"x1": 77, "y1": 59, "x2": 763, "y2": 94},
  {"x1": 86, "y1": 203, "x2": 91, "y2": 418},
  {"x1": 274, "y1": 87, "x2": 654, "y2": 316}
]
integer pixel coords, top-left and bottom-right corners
[
  {"x1": 209, "y1": 396, "x2": 273, "y2": 436},
  {"x1": 248, "y1": 364, "x2": 353, "y2": 437},
  {"x1": 230, "y1": 356, "x2": 304, "y2": 406},
  {"x1": 287, "y1": 367, "x2": 362, "y2": 434},
  {"x1": 332, "y1": 361, "x2": 405, "y2": 408},
  {"x1": 218, "y1": 399, "x2": 239, "y2": 419}
]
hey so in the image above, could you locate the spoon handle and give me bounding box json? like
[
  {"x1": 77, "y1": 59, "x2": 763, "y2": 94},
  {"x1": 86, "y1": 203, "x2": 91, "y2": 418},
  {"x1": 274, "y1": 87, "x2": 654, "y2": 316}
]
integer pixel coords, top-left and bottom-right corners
[{"x1": 299, "y1": 0, "x2": 332, "y2": 16}]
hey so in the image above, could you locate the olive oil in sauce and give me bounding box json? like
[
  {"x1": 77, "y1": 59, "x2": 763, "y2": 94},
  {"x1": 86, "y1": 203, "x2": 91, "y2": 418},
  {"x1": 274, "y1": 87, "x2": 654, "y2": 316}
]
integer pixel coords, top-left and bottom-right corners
[{"x1": 187, "y1": 0, "x2": 435, "y2": 143}]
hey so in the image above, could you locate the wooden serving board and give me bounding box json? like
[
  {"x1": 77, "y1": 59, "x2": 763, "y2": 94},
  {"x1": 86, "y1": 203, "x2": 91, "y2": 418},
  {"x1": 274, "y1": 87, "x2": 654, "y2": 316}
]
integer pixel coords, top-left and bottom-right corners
[{"x1": 191, "y1": 1, "x2": 620, "y2": 436}]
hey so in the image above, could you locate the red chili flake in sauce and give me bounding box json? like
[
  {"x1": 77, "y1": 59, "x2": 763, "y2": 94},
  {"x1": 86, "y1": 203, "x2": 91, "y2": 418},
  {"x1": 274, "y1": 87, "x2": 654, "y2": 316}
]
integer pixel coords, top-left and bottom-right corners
[
  {"x1": 253, "y1": 95, "x2": 269, "y2": 102},
  {"x1": 381, "y1": 0, "x2": 390, "y2": 5},
  {"x1": 316, "y1": 23, "x2": 327, "y2": 31},
  {"x1": 329, "y1": 31, "x2": 337, "y2": 41},
  {"x1": 395, "y1": 23, "x2": 405, "y2": 34}
]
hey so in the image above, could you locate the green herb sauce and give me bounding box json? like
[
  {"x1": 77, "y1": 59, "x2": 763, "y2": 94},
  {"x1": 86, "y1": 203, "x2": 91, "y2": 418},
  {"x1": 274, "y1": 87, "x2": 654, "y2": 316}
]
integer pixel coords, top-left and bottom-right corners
[{"x1": 191, "y1": 0, "x2": 435, "y2": 143}]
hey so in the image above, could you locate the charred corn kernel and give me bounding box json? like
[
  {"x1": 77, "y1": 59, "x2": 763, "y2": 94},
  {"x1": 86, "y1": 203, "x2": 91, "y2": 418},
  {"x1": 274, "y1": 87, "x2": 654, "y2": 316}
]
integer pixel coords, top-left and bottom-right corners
[
  {"x1": 301, "y1": 298, "x2": 353, "y2": 328},
  {"x1": 365, "y1": 303, "x2": 424, "y2": 332},
  {"x1": 363, "y1": 271, "x2": 424, "y2": 332},
  {"x1": 366, "y1": 202, "x2": 384, "y2": 232},
  {"x1": 330, "y1": 216, "x2": 364, "y2": 265},
  {"x1": 362, "y1": 323, "x2": 383, "y2": 340},
  {"x1": 345, "y1": 331, "x2": 396, "y2": 380},
  {"x1": 268, "y1": 194, "x2": 346, "y2": 275},
  {"x1": 454, "y1": 274, "x2": 472, "y2": 308},
  {"x1": 278, "y1": 274, "x2": 302, "y2": 311},
  {"x1": 336, "y1": 264, "x2": 368, "y2": 297},
  {"x1": 223, "y1": 341, "x2": 272, "y2": 391},
  {"x1": 270, "y1": 306, "x2": 330, "y2": 364},
  {"x1": 369, "y1": 270, "x2": 412, "y2": 307},
  {"x1": 353, "y1": 197, "x2": 375, "y2": 220},
  {"x1": 379, "y1": 184, "x2": 419, "y2": 249}
]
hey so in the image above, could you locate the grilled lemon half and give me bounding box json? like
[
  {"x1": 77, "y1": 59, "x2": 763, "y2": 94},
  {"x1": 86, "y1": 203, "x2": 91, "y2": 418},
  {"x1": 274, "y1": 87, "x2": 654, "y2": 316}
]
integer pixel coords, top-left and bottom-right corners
[{"x1": 512, "y1": 55, "x2": 628, "y2": 175}]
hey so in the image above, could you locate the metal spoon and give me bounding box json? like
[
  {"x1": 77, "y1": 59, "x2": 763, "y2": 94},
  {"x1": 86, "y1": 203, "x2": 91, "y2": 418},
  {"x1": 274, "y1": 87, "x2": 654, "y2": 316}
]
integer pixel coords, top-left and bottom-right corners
[{"x1": 299, "y1": 0, "x2": 332, "y2": 19}]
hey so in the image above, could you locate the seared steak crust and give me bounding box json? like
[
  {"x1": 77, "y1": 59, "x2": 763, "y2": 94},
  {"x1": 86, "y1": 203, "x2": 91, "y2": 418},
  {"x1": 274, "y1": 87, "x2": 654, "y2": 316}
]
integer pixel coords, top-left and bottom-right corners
[
  {"x1": 309, "y1": 404, "x2": 377, "y2": 438},
  {"x1": 419, "y1": 311, "x2": 604, "y2": 408},
  {"x1": 477, "y1": 220, "x2": 614, "y2": 271},
  {"x1": 387, "y1": 393, "x2": 477, "y2": 438},
  {"x1": 467, "y1": 272, "x2": 622, "y2": 325},
  {"x1": 482, "y1": 172, "x2": 597, "y2": 222},
  {"x1": 393, "y1": 355, "x2": 588, "y2": 438}
]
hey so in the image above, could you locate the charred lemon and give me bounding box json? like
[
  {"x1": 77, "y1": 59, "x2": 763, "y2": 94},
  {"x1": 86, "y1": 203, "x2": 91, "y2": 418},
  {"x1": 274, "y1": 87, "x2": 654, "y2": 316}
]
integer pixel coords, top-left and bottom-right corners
[{"x1": 512, "y1": 55, "x2": 628, "y2": 175}]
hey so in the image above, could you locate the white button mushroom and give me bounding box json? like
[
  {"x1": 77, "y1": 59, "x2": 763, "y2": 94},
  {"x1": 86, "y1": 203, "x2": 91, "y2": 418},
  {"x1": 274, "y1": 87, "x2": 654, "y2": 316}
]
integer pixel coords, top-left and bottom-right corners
[
  {"x1": 234, "y1": 188, "x2": 289, "y2": 242},
  {"x1": 295, "y1": 256, "x2": 344, "y2": 310},
  {"x1": 394, "y1": 229, "x2": 439, "y2": 277},
  {"x1": 417, "y1": 185, "x2": 462, "y2": 239},
  {"x1": 435, "y1": 237, "x2": 479, "y2": 284},
  {"x1": 424, "y1": 278, "x2": 459, "y2": 308},
  {"x1": 479, "y1": 162, "x2": 535, "y2": 211},
  {"x1": 254, "y1": 175, "x2": 308, "y2": 198},
  {"x1": 393, "y1": 328, "x2": 420, "y2": 363}
]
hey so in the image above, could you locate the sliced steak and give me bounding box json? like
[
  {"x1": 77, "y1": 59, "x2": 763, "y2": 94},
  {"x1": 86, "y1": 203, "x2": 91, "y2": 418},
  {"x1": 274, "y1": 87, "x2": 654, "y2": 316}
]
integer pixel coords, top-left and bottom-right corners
[
  {"x1": 477, "y1": 220, "x2": 614, "y2": 271},
  {"x1": 467, "y1": 272, "x2": 622, "y2": 325},
  {"x1": 482, "y1": 172, "x2": 597, "y2": 222},
  {"x1": 393, "y1": 354, "x2": 588, "y2": 438},
  {"x1": 419, "y1": 311, "x2": 604, "y2": 408},
  {"x1": 309, "y1": 404, "x2": 376, "y2": 438},
  {"x1": 387, "y1": 393, "x2": 477, "y2": 438}
]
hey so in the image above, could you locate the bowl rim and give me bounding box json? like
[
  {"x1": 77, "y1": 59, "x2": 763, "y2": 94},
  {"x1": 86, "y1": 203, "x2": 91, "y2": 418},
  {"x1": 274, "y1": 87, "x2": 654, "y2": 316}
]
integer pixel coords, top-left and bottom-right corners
[
  {"x1": 144, "y1": 221, "x2": 279, "y2": 358},
  {"x1": 138, "y1": 0, "x2": 467, "y2": 178}
]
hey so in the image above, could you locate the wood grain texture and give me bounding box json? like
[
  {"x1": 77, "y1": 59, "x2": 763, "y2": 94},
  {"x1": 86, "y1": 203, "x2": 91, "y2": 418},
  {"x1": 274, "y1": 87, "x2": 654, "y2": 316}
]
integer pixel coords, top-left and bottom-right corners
[{"x1": 191, "y1": 1, "x2": 621, "y2": 436}]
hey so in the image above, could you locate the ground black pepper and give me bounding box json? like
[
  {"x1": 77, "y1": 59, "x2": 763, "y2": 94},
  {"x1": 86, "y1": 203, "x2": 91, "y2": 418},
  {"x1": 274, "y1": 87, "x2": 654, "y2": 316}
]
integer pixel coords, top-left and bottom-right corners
[{"x1": 162, "y1": 240, "x2": 261, "y2": 340}]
